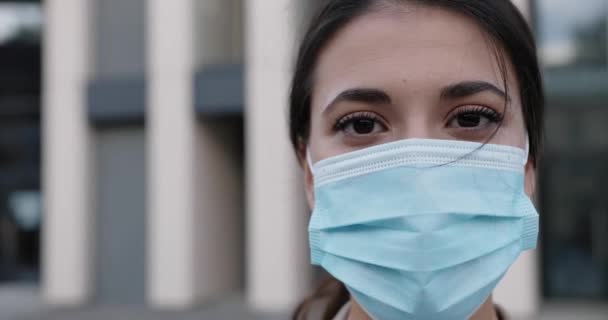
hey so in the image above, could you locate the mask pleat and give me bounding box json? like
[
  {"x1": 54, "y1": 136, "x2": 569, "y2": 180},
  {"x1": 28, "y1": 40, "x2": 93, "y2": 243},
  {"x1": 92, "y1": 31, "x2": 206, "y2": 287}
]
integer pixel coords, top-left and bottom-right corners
[
  {"x1": 314, "y1": 166, "x2": 526, "y2": 230},
  {"x1": 320, "y1": 240, "x2": 518, "y2": 316},
  {"x1": 315, "y1": 216, "x2": 522, "y2": 272}
]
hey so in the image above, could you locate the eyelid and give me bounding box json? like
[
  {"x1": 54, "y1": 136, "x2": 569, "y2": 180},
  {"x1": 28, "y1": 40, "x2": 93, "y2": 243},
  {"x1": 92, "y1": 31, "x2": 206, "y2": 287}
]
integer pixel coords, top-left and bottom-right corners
[
  {"x1": 444, "y1": 104, "x2": 501, "y2": 121},
  {"x1": 333, "y1": 111, "x2": 389, "y2": 131},
  {"x1": 444, "y1": 104, "x2": 504, "y2": 131}
]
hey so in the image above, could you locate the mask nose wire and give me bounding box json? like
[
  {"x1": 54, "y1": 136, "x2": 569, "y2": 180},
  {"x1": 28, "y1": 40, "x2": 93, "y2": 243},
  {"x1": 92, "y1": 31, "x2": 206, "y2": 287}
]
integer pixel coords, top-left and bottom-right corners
[{"x1": 307, "y1": 138, "x2": 529, "y2": 173}]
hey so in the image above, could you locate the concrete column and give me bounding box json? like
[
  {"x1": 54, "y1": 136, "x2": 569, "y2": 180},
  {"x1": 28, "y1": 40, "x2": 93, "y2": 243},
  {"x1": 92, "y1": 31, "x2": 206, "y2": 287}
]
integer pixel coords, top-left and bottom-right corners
[
  {"x1": 42, "y1": 0, "x2": 95, "y2": 306},
  {"x1": 493, "y1": 3, "x2": 541, "y2": 317},
  {"x1": 245, "y1": 0, "x2": 311, "y2": 312},
  {"x1": 147, "y1": 0, "x2": 198, "y2": 307}
]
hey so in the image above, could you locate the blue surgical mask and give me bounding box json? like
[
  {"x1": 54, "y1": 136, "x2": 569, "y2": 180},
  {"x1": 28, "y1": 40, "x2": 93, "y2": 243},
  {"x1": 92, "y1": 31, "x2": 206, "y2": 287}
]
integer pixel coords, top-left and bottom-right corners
[{"x1": 307, "y1": 138, "x2": 539, "y2": 320}]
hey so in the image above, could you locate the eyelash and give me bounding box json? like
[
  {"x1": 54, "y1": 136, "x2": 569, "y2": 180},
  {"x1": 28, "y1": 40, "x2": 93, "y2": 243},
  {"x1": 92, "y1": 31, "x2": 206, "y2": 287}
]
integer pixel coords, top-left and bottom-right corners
[
  {"x1": 332, "y1": 106, "x2": 503, "y2": 134},
  {"x1": 449, "y1": 105, "x2": 504, "y2": 124},
  {"x1": 333, "y1": 112, "x2": 386, "y2": 132}
]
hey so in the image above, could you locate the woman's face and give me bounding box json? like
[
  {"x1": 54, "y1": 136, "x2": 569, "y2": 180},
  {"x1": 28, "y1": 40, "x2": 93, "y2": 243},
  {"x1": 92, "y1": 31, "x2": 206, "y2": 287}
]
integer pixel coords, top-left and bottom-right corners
[{"x1": 303, "y1": 4, "x2": 536, "y2": 206}]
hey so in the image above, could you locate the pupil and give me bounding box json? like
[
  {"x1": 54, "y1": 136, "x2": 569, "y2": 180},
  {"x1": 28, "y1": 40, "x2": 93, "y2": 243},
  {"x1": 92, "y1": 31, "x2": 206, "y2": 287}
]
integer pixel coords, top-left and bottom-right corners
[
  {"x1": 458, "y1": 114, "x2": 481, "y2": 127},
  {"x1": 353, "y1": 119, "x2": 375, "y2": 134}
]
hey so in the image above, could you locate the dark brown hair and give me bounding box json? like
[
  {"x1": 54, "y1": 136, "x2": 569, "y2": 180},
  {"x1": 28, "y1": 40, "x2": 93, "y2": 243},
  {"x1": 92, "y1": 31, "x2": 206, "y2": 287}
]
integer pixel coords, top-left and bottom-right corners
[{"x1": 289, "y1": 1, "x2": 544, "y2": 319}]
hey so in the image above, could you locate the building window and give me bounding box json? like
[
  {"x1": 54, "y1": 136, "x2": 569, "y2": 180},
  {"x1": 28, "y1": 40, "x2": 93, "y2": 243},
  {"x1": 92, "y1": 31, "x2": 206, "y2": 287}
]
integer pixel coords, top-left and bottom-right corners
[
  {"x1": 537, "y1": 0, "x2": 607, "y2": 70},
  {"x1": 0, "y1": 2, "x2": 42, "y2": 47},
  {"x1": 0, "y1": 1, "x2": 42, "y2": 283},
  {"x1": 535, "y1": 0, "x2": 608, "y2": 300}
]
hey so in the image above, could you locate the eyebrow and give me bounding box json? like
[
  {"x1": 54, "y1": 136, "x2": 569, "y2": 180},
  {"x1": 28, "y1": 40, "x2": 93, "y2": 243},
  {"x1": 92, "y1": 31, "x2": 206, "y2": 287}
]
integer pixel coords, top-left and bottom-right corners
[
  {"x1": 440, "y1": 81, "x2": 510, "y2": 102},
  {"x1": 322, "y1": 88, "x2": 392, "y2": 114}
]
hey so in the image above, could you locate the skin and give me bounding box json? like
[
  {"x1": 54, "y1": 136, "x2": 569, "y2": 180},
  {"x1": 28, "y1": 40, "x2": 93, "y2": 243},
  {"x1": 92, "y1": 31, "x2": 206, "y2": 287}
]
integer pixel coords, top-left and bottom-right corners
[{"x1": 299, "y1": 4, "x2": 536, "y2": 320}]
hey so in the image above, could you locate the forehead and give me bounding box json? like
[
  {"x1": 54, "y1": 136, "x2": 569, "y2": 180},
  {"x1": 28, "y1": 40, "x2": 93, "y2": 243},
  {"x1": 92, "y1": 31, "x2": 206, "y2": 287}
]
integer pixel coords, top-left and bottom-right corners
[{"x1": 312, "y1": 4, "x2": 516, "y2": 106}]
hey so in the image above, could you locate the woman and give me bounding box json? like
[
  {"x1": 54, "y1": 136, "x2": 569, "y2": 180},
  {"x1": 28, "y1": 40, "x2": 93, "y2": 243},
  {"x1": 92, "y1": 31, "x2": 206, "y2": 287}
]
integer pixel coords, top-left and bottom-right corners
[{"x1": 289, "y1": 0, "x2": 544, "y2": 319}]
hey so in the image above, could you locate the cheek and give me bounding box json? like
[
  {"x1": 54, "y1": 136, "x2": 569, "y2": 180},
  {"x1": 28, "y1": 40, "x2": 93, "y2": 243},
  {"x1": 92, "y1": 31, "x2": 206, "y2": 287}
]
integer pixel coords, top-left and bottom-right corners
[
  {"x1": 306, "y1": 117, "x2": 326, "y2": 160},
  {"x1": 307, "y1": 110, "x2": 350, "y2": 160},
  {"x1": 481, "y1": 101, "x2": 528, "y2": 149}
]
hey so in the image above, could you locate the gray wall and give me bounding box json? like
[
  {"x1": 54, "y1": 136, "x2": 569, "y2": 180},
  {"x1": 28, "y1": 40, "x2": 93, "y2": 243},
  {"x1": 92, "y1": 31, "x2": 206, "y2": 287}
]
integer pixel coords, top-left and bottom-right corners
[
  {"x1": 95, "y1": 129, "x2": 147, "y2": 305},
  {"x1": 94, "y1": 0, "x2": 146, "y2": 77},
  {"x1": 91, "y1": 0, "x2": 147, "y2": 305}
]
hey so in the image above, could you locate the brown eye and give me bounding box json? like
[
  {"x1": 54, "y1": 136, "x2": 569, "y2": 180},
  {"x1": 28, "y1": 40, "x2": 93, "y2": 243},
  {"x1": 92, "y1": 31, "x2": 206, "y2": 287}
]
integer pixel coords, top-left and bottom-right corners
[
  {"x1": 457, "y1": 114, "x2": 483, "y2": 128},
  {"x1": 447, "y1": 106, "x2": 503, "y2": 130},
  {"x1": 334, "y1": 112, "x2": 387, "y2": 136},
  {"x1": 352, "y1": 118, "x2": 375, "y2": 134}
]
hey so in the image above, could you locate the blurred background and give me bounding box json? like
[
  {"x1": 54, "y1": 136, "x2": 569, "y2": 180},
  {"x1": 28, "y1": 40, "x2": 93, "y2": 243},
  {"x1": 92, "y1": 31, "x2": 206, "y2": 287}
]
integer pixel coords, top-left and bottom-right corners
[{"x1": 0, "y1": 0, "x2": 606, "y2": 319}]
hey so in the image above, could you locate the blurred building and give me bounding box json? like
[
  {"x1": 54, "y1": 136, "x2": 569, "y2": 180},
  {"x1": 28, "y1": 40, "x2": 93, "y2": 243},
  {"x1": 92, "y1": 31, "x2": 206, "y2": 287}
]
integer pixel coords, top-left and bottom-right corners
[
  {"x1": 0, "y1": 0, "x2": 606, "y2": 318},
  {"x1": 0, "y1": 1, "x2": 42, "y2": 284}
]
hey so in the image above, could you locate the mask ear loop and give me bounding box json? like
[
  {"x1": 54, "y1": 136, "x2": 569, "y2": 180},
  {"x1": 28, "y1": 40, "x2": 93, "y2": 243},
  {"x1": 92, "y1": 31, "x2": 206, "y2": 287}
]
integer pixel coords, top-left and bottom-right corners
[
  {"x1": 523, "y1": 135, "x2": 530, "y2": 166},
  {"x1": 306, "y1": 148, "x2": 315, "y2": 175}
]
